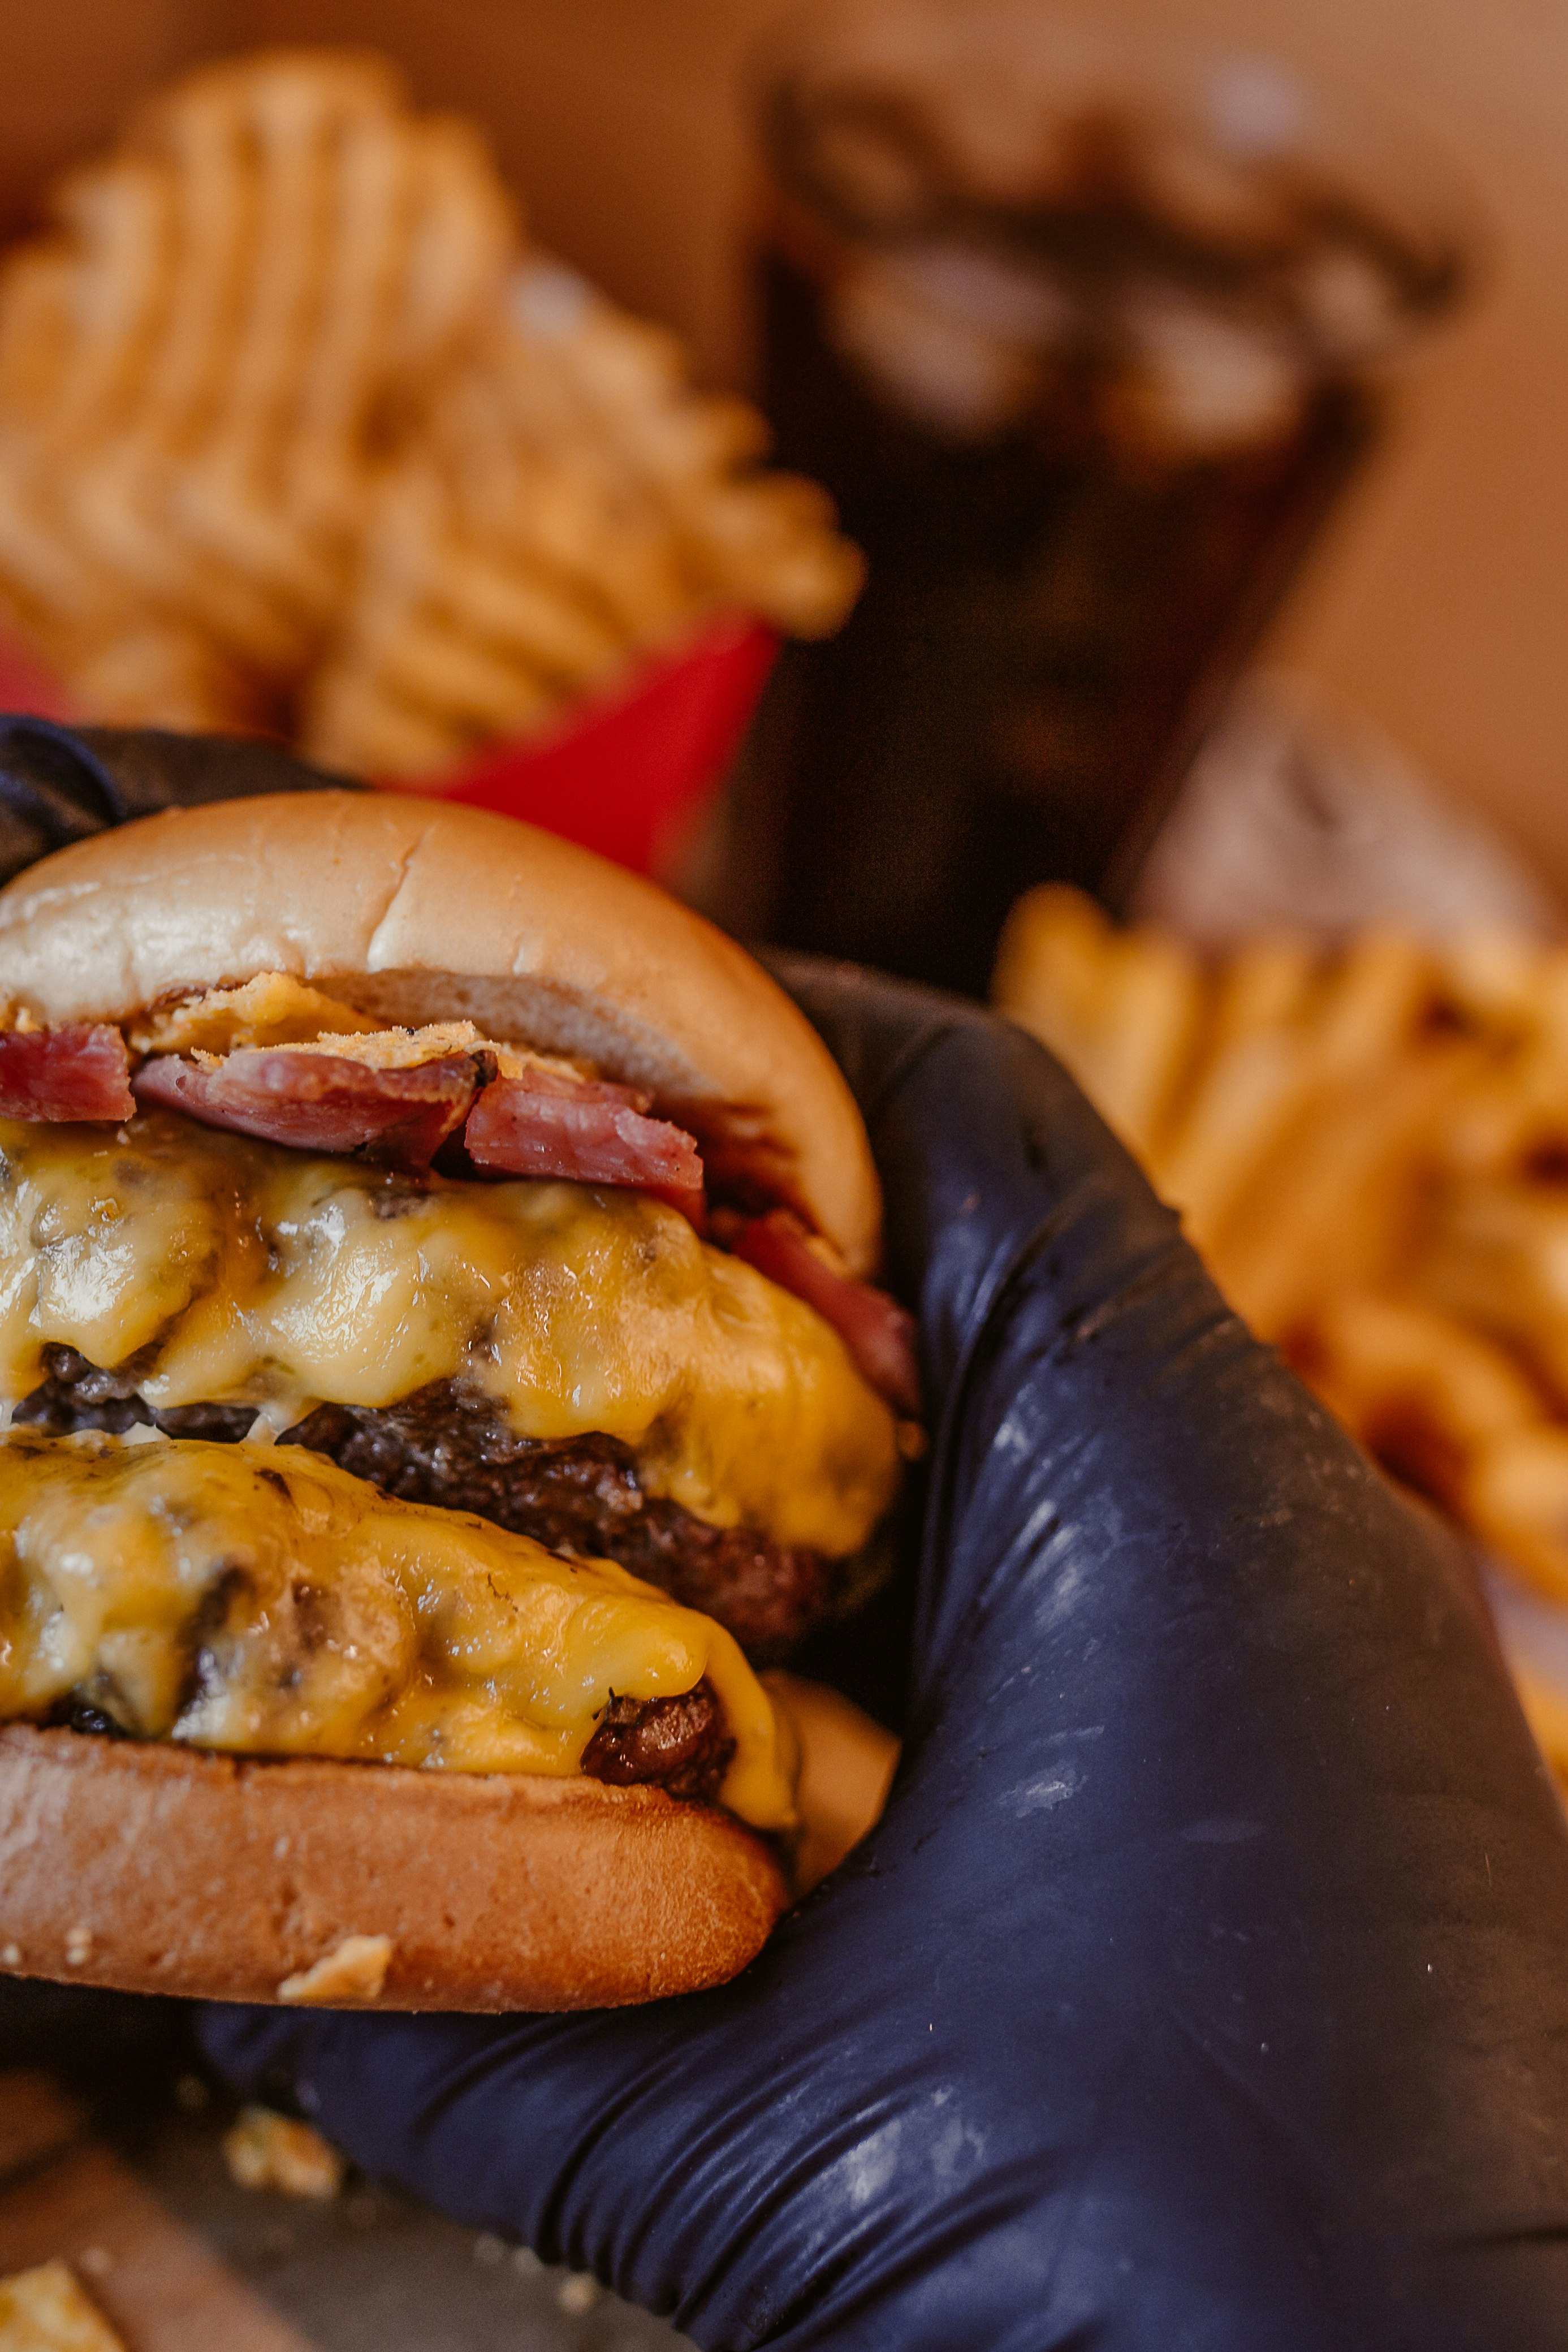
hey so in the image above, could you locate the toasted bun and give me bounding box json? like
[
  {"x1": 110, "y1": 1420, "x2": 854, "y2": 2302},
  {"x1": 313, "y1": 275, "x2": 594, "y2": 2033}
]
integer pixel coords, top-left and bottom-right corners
[
  {"x1": 0, "y1": 791, "x2": 881, "y2": 1274},
  {"x1": 0, "y1": 1727, "x2": 787, "y2": 2012},
  {"x1": 768, "y1": 1673, "x2": 900, "y2": 1898}
]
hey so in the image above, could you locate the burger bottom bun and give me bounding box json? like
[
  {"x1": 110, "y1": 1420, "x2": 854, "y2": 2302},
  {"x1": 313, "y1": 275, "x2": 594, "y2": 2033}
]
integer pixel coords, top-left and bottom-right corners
[{"x1": 0, "y1": 1727, "x2": 788, "y2": 2012}]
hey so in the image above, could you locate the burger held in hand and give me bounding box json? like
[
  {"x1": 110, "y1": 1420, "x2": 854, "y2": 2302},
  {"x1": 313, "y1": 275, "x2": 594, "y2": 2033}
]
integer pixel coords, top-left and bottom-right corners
[{"x1": 0, "y1": 792, "x2": 919, "y2": 2011}]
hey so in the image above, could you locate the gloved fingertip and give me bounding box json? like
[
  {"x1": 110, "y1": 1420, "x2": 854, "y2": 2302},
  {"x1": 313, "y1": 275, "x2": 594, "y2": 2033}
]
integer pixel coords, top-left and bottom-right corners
[{"x1": 196, "y1": 2000, "x2": 319, "y2": 2094}]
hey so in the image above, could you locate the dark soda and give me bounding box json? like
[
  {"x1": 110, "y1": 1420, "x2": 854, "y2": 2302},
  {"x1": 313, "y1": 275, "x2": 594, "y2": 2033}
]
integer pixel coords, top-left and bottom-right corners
[{"x1": 733, "y1": 20, "x2": 1466, "y2": 994}]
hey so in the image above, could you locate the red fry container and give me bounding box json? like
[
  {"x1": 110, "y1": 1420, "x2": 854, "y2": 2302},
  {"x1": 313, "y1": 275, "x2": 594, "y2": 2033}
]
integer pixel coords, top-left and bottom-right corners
[
  {"x1": 375, "y1": 614, "x2": 777, "y2": 873},
  {"x1": 0, "y1": 614, "x2": 779, "y2": 878},
  {"x1": 0, "y1": 638, "x2": 77, "y2": 726}
]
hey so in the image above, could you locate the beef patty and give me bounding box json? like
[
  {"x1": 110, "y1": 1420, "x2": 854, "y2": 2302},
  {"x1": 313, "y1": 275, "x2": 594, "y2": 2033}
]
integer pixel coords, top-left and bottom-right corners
[
  {"x1": 18, "y1": 1343, "x2": 742, "y2": 1806},
  {"x1": 579, "y1": 1679, "x2": 734, "y2": 1801},
  {"x1": 41, "y1": 1675, "x2": 735, "y2": 1805},
  {"x1": 15, "y1": 1348, "x2": 836, "y2": 1661}
]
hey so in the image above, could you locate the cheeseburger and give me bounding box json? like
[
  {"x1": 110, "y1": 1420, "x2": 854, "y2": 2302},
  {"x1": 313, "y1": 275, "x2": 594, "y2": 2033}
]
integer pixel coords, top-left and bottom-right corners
[{"x1": 0, "y1": 792, "x2": 917, "y2": 2010}]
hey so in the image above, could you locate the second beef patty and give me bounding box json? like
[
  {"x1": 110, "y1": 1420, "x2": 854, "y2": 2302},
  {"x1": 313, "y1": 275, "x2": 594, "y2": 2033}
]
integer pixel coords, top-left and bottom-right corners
[{"x1": 17, "y1": 1349, "x2": 837, "y2": 1661}]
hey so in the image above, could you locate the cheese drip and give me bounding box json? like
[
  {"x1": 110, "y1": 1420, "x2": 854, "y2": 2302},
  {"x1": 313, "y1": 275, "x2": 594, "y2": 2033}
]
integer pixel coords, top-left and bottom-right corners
[
  {"x1": 0, "y1": 1430, "x2": 796, "y2": 1829},
  {"x1": 0, "y1": 1113, "x2": 900, "y2": 1556}
]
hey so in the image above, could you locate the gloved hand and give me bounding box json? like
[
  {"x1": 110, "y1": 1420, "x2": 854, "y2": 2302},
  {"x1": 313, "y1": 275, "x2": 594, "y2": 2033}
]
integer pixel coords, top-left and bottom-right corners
[
  {"x1": 2, "y1": 721, "x2": 1565, "y2": 2347},
  {"x1": 202, "y1": 962, "x2": 1568, "y2": 2350}
]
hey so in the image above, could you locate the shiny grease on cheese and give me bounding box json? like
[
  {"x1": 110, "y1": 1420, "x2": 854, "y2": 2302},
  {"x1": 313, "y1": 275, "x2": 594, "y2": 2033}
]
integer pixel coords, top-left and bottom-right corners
[
  {"x1": 0, "y1": 1429, "x2": 796, "y2": 1829},
  {"x1": 0, "y1": 1112, "x2": 900, "y2": 1557}
]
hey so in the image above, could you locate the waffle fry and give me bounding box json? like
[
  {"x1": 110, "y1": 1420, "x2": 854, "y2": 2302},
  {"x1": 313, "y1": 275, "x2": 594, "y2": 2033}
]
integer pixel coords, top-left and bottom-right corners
[
  {"x1": 0, "y1": 50, "x2": 863, "y2": 770},
  {"x1": 995, "y1": 885, "x2": 1568, "y2": 1622},
  {"x1": 300, "y1": 265, "x2": 866, "y2": 776},
  {"x1": 0, "y1": 53, "x2": 511, "y2": 718}
]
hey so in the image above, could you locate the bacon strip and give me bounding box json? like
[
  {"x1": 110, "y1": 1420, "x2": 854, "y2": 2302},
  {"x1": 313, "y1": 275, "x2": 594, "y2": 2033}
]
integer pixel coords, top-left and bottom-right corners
[
  {"x1": 725, "y1": 1210, "x2": 922, "y2": 1416},
  {"x1": 0, "y1": 1024, "x2": 135, "y2": 1123},
  {"x1": 463, "y1": 1068, "x2": 706, "y2": 1223},
  {"x1": 133, "y1": 1049, "x2": 482, "y2": 1169}
]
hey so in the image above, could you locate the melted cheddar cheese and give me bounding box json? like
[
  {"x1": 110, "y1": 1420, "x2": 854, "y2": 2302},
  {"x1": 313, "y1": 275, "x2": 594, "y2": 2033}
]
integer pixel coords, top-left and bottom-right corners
[
  {"x1": 0, "y1": 1430, "x2": 796, "y2": 1829},
  {"x1": 0, "y1": 1113, "x2": 900, "y2": 1556}
]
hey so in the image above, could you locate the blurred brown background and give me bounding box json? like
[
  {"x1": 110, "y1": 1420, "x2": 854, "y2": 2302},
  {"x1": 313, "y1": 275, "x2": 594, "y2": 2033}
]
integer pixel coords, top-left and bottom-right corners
[{"x1": 1, "y1": 0, "x2": 1563, "y2": 883}]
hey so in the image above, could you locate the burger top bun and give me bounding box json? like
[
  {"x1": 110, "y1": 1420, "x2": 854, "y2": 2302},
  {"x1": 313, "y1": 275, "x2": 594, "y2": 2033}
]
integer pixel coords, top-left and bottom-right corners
[{"x1": 0, "y1": 791, "x2": 883, "y2": 1275}]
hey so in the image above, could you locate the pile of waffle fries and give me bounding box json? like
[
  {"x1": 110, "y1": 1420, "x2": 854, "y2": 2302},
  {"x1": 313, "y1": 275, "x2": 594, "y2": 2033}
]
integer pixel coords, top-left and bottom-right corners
[
  {"x1": 0, "y1": 51, "x2": 862, "y2": 775},
  {"x1": 997, "y1": 886, "x2": 1568, "y2": 1727}
]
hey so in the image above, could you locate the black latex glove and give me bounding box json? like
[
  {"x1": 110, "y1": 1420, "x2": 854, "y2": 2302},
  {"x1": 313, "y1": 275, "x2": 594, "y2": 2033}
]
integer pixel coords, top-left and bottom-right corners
[
  {"x1": 0, "y1": 714, "x2": 348, "y2": 884},
  {"x1": 201, "y1": 966, "x2": 1568, "y2": 2349},
  {"x1": 3, "y1": 723, "x2": 1566, "y2": 2345}
]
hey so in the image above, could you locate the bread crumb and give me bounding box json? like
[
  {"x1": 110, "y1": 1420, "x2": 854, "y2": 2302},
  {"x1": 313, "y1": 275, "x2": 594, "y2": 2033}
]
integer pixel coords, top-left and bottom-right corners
[
  {"x1": 128, "y1": 973, "x2": 372, "y2": 1055},
  {"x1": 278, "y1": 1933, "x2": 393, "y2": 2006},
  {"x1": 0, "y1": 1944, "x2": 19, "y2": 1968},
  {"x1": 222, "y1": 2107, "x2": 344, "y2": 2200},
  {"x1": 287, "y1": 1020, "x2": 486, "y2": 1069},
  {"x1": 64, "y1": 1926, "x2": 93, "y2": 1967},
  {"x1": 557, "y1": 2273, "x2": 601, "y2": 2314},
  {"x1": 0, "y1": 2258, "x2": 126, "y2": 2348},
  {"x1": 130, "y1": 978, "x2": 595, "y2": 1087},
  {"x1": 292, "y1": 1023, "x2": 586, "y2": 1084}
]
